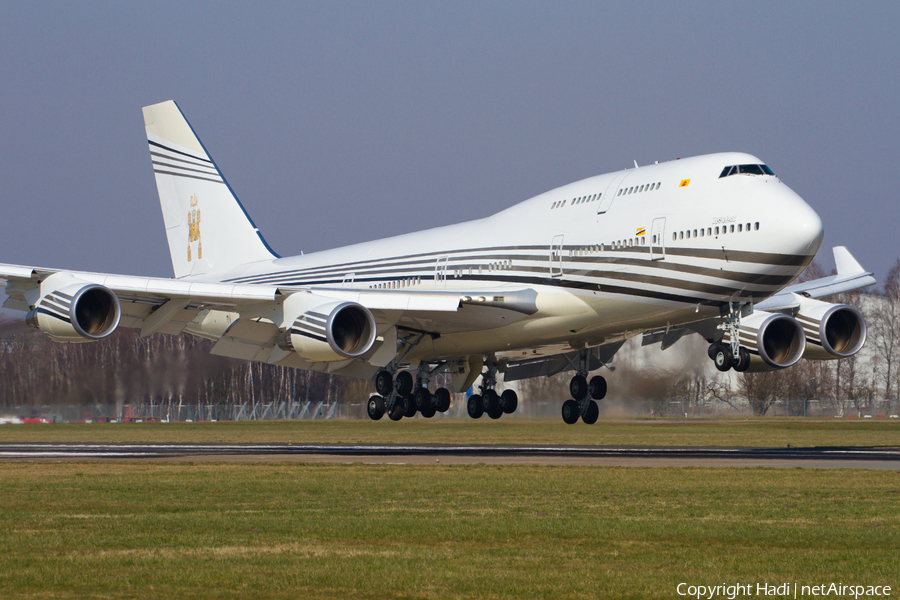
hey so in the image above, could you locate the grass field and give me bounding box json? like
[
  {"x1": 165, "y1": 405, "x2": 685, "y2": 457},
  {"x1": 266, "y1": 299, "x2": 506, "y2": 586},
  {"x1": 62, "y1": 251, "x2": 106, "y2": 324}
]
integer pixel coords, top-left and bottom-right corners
[
  {"x1": 1, "y1": 419, "x2": 898, "y2": 598},
  {"x1": 0, "y1": 462, "x2": 897, "y2": 599},
  {"x1": 0, "y1": 417, "x2": 898, "y2": 448}
]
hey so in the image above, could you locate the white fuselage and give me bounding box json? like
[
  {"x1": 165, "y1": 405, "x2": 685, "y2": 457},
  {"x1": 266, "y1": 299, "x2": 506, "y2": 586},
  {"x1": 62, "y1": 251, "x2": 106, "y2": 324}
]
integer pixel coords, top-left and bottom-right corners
[{"x1": 207, "y1": 152, "x2": 824, "y2": 363}]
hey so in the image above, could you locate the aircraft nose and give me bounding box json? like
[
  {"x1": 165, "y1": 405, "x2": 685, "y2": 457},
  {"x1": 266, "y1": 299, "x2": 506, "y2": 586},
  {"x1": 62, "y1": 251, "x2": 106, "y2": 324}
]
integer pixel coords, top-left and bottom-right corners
[{"x1": 784, "y1": 192, "x2": 824, "y2": 256}]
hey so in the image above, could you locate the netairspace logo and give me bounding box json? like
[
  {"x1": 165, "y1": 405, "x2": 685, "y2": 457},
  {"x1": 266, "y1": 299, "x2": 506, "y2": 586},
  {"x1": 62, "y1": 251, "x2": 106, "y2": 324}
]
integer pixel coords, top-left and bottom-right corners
[{"x1": 676, "y1": 582, "x2": 893, "y2": 599}]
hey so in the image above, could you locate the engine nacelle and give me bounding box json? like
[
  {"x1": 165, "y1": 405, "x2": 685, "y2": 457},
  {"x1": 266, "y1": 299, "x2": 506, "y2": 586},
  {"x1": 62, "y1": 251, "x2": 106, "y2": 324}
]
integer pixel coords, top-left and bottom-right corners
[
  {"x1": 26, "y1": 280, "x2": 121, "y2": 343},
  {"x1": 738, "y1": 310, "x2": 806, "y2": 371},
  {"x1": 276, "y1": 294, "x2": 377, "y2": 362},
  {"x1": 796, "y1": 297, "x2": 867, "y2": 360}
]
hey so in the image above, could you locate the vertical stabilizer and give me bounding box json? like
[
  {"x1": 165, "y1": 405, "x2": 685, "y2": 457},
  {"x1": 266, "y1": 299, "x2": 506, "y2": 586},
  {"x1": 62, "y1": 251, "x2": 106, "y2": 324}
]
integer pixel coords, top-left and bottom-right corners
[{"x1": 143, "y1": 100, "x2": 277, "y2": 279}]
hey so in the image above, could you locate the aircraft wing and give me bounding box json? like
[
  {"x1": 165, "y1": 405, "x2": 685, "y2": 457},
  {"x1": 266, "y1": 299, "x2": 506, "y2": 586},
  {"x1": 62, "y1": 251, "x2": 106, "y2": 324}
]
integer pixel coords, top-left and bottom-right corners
[
  {"x1": 755, "y1": 246, "x2": 876, "y2": 312},
  {"x1": 0, "y1": 264, "x2": 535, "y2": 340}
]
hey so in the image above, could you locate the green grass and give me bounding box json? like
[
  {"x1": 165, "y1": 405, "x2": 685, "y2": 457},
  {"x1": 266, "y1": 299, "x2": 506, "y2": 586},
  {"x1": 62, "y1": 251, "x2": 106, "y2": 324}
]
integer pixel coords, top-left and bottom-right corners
[
  {"x1": 0, "y1": 417, "x2": 898, "y2": 448},
  {"x1": 0, "y1": 462, "x2": 897, "y2": 599}
]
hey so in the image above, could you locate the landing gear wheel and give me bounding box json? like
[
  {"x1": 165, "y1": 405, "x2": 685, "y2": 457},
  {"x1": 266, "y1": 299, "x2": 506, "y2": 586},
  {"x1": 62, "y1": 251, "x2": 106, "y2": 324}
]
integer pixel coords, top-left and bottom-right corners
[
  {"x1": 366, "y1": 395, "x2": 385, "y2": 421},
  {"x1": 402, "y1": 393, "x2": 417, "y2": 418},
  {"x1": 434, "y1": 388, "x2": 451, "y2": 413},
  {"x1": 414, "y1": 388, "x2": 432, "y2": 411},
  {"x1": 589, "y1": 376, "x2": 607, "y2": 400},
  {"x1": 488, "y1": 407, "x2": 503, "y2": 419},
  {"x1": 733, "y1": 347, "x2": 751, "y2": 372},
  {"x1": 375, "y1": 370, "x2": 393, "y2": 397},
  {"x1": 714, "y1": 346, "x2": 734, "y2": 372},
  {"x1": 500, "y1": 390, "x2": 518, "y2": 414},
  {"x1": 569, "y1": 375, "x2": 588, "y2": 401},
  {"x1": 388, "y1": 402, "x2": 404, "y2": 421},
  {"x1": 467, "y1": 395, "x2": 484, "y2": 419},
  {"x1": 482, "y1": 390, "x2": 500, "y2": 413},
  {"x1": 420, "y1": 402, "x2": 436, "y2": 418},
  {"x1": 562, "y1": 399, "x2": 580, "y2": 424},
  {"x1": 395, "y1": 371, "x2": 414, "y2": 395},
  {"x1": 583, "y1": 400, "x2": 599, "y2": 425}
]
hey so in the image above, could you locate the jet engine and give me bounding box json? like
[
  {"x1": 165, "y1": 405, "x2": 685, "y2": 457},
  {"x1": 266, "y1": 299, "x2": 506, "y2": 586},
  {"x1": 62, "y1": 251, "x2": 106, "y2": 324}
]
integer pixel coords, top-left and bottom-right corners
[
  {"x1": 737, "y1": 310, "x2": 806, "y2": 371},
  {"x1": 796, "y1": 297, "x2": 867, "y2": 360},
  {"x1": 26, "y1": 279, "x2": 121, "y2": 343},
  {"x1": 277, "y1": 294, "x2": 377, "y2": 363}
]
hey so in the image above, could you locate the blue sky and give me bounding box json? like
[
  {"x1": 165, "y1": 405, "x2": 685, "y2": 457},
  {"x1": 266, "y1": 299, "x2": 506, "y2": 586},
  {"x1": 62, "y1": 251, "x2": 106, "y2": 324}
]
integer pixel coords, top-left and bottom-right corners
[{"x1": 1, "y1": 2, "x2": 897, "y2": 297}]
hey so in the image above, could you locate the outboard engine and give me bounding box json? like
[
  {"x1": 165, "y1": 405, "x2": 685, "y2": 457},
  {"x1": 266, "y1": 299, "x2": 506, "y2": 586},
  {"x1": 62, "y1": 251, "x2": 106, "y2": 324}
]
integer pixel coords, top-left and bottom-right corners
[
  {"x1": 26, "y1": 276, "x2": 121, "y2": 343},
  {"x1": 796, "y1": 297, "x2": 867, "y2": 360}
]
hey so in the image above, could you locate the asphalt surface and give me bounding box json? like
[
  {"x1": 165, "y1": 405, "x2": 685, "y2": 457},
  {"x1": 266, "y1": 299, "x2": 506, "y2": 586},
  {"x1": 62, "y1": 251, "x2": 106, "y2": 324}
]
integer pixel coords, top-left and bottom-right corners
[{"x1": 1, "y1": 443, "x2": 899, "y2": 469}]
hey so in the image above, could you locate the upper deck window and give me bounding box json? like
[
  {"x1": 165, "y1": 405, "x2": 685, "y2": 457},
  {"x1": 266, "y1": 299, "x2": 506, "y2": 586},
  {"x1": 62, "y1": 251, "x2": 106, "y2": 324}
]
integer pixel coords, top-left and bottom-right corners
[{"x1": 719, "y1": 164, "x2": 775, "y2": 178}]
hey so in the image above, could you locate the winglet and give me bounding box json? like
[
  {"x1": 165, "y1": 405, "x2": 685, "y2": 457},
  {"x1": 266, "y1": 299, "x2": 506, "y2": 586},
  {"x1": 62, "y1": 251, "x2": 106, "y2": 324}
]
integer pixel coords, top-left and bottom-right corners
[{"x1": 833, "y1": 246, "x2": 865, "y2": 277}]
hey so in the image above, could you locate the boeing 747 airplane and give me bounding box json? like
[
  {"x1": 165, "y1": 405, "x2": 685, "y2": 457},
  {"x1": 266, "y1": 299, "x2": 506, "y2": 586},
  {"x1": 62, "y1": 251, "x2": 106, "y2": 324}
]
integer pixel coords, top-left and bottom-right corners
[{"x1": 0, "y1": 101, "x2": 875, "y2": 423}]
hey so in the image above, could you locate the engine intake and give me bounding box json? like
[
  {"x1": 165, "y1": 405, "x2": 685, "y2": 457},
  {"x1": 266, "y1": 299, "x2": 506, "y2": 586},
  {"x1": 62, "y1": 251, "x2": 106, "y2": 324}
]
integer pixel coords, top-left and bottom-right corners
[
  {"x1": 26, "y1": 282, "x2": 121, "y2": 342},
  {"x1": 277, "y1": 299, "x2": 377, "y2": 362},
  {"x1": 738, "y1": 310, "x2": 806, "y2": 371},
  {"x1": 796, "y1": 298, "x2": 867, "y2": 359}
]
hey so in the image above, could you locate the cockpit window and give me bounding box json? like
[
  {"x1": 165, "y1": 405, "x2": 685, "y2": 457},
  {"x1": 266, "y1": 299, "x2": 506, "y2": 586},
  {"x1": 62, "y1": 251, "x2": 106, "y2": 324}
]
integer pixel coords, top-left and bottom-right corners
[{"x1": 719, "y1": 163, "x2": 775, "y2": 178}]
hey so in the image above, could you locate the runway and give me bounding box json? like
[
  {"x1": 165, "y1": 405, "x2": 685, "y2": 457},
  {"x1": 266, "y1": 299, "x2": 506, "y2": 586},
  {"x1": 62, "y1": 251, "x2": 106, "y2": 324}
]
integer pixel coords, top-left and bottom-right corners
[{"x1": 2, "y1": 442, "x2": 899, "y2": 469}]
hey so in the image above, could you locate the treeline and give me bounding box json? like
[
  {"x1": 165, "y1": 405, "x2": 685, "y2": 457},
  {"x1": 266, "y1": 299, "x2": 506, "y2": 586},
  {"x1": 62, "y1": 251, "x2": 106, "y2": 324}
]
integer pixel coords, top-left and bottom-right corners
[
  {"x1": 2, "y1": 258, "x2": 898, "y2": 418},
  {"x1": 0, "y1": 317, "x2": 369, "y2": 411}
]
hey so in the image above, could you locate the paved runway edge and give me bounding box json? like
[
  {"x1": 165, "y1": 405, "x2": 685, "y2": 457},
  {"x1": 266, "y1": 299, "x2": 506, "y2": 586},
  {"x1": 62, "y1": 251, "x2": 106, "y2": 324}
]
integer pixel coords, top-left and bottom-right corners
[{"x1": 2, "y1": 443, "x2": 899, "y2": 462}]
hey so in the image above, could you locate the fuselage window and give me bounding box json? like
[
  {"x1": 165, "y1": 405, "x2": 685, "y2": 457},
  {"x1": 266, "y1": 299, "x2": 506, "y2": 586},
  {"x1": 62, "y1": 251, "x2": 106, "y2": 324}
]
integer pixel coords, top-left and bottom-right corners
[
  {"x1": 639, "y1": 185, "x2": 644, "y2": 192},
  {"x1": 730, "y1": 224, "x2": 735, "y2": 233},
  {"x1": 617, "y1": 189, "x2": 622, "y2": 196},
  {"x1": 686, "y1": 230, "x2": 691, "y2": 239},
  {"x1": 746, "y1": 222, "x2": 751, "y2": 231},
  {"x1": 672, "y1": 233, "x2": 677, "y2": 241},
  {"x1": 653, "y1": 235, "x2": 657, "y2": 244},
  {"x1": 679, "y1": 231, "x2": 684, "y2": 240},
  {"x1": 755, "y1": 222, "x2": 760, "y2": 230},
  {"x1": 738, "y1": 224, "x2": 742, "y2": 232},
  {"x1": 715, "y1": 226, "x2": 720, "y2": 235},
  {"x1": 707, "y1": 227, "x2": 712, "y2": 236},
  {"x1": 693, "y1": 229, "x2": 698, "y2": 237},
  {"x1": 641, "y1": 237, "x2": 645, "y2": 246},
  {"x1": 699, "y1": 229, "x2": 704, "y2": 237}
]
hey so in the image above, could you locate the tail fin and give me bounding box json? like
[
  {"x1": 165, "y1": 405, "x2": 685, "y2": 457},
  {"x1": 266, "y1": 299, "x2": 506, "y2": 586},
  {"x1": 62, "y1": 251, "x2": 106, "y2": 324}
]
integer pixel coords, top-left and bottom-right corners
[{"x1": 143, "y1": 100, "x2": 278, "y2": 279}]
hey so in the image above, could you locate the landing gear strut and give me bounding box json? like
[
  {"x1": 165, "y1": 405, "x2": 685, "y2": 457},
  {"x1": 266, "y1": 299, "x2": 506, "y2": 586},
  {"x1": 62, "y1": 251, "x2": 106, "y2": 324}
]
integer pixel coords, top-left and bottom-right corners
[
  {"x1": 562, "y1": 348, "x2": 605, "y2": 425},
  {"x1": 710, "y1": 302, "x2": 751, "y2": 372}
]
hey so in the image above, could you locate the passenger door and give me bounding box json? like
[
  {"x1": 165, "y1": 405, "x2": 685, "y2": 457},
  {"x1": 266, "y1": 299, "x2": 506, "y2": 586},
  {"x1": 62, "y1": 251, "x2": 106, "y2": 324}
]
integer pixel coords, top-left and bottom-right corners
[
  {"x1": 650, "y1": 217, "x2": 666, "y2": 261},
  {"x1": 597, "y1": 171, "x2": 631, "y2": 214},
  {"x1": 550, "y1": 235, "x2": 564, "y2": 277}
]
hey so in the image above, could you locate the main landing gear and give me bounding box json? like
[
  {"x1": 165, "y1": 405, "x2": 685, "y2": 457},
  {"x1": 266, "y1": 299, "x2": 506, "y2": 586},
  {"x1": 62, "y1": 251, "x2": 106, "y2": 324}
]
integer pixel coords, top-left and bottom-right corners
[
  {"x1": 466, "y1": 359, "x2": 518, "y2": 420},
  {"x1": 367, "y1": 364, "x2": 451, "y2": 421},
  {"x1": 560, "y1": 349, "x2": 606, "y2": 425},
  {"x1": 708, "y1": 302, "x2": 750, "y2": 372}
]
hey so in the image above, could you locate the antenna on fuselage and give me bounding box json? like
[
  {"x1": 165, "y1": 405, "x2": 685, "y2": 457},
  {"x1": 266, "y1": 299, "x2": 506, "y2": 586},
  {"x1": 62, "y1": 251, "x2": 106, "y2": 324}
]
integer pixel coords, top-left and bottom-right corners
[{"x1": 634, "y1": 160, "x2": 639, "y2": 168}]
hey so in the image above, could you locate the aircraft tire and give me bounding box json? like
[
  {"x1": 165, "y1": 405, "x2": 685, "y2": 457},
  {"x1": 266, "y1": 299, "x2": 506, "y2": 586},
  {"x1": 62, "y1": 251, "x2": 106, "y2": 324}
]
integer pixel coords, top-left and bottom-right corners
[
  {"x1": 733, "y1": 347, "x2": 751, "y2": 372},
  {"x1": 487, "y1": 407, "x2": 503, "y2": 419},
  {"x1": 583, "y1": 400, "x2": 599, "y2": 424},
  {"x1": 714, "y1": 346, "x2": 733, "y2": 372},
  {"x1": 388, "y1": 403, "x2": 404, "y2": 421},
  {"x1": 420, "y1": 402, "x2": 436, "y2": 418},
  {"x1": 434, "y1": 388, "x2": 451, "y2": 412},
  {"x1": 375, "y1": 371, "x2": 393, "y2": 396},
  {"x1": 482, "y1": 390, "x2": 500, "y2": 413},
  {"x1": 500, "y1": 390, "x2": 518, "y2": 414},
  {"x1": 589, "y1": 376, "x2": 607, "y2": 400},
  {"x1": 396, "y1": 371, "x2": 414, "y2": 395},
  {"x1": 562, "y1": 399, "x2": 580, "y2": 425},
  {"x1": 467, "y1": 395, "x2": 484, "y2": 419},
  {"x1": 366, "y1": 395, "x2": 385, "y2": 421},
  {"x1": 402, "y1": 393, "x2": 417, "y2": 418},
  {"x1": 414, "y1": 388, "x2": 433, "y2": 411},
  {"x1": 569, "y1": 375, "x2": 588, "y2": 401}
]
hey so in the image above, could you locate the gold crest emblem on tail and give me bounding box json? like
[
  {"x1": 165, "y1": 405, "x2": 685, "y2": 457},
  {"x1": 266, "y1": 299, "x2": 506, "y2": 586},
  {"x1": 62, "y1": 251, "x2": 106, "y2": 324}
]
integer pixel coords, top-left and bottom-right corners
[{"x1": 187, "y1": 194, "x2": 202, "y2": 261}]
